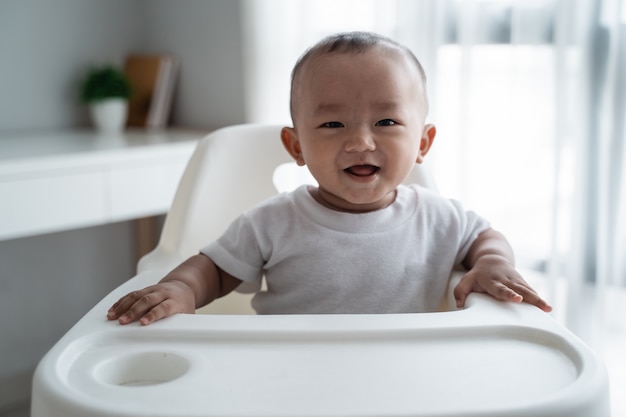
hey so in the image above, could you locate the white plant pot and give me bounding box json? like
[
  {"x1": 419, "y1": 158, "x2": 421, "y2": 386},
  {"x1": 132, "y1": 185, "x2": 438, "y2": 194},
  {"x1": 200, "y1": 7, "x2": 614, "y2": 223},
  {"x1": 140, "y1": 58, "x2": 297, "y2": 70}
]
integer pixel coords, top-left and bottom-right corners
[{"x1": 89, "y1": 99, "x2": 128, "y2": 133}]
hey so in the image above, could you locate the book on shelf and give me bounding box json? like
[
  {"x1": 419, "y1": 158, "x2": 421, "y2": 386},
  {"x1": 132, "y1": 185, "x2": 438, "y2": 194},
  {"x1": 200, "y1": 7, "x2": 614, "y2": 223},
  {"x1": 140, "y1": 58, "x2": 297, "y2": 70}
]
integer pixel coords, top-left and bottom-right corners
[{"x1": 124, "y1": 54, "x2": 179, "y2": 129}]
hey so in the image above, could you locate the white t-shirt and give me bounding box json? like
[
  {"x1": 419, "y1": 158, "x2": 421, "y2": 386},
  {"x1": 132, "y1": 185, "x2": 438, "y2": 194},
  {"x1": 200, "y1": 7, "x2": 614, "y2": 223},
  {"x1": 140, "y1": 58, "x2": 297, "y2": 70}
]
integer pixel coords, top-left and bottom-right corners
[{"x1": 201, "y1": 184, "x2": 489, "y2": 314}]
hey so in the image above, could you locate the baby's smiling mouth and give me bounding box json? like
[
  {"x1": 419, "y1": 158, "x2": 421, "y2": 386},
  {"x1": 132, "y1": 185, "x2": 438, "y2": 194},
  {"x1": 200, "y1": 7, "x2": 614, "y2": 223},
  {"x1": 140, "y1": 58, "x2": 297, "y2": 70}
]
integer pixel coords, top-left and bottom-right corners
[{"x1": 344, "y1": 164, "x2": 380, "y2": 177}]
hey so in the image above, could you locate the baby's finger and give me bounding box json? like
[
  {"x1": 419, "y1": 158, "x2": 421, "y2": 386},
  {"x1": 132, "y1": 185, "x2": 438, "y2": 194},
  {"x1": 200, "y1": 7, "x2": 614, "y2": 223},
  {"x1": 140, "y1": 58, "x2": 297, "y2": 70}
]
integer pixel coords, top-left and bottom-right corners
[
  {"x1": 107, "y1": 286, "x2": 161, "y2": 320},
  {"x1": 117, "y1": 291, "x2": 168, "y2": 325},
  {"x1": 453, "y1": 275, "x2": 478, "y2": 308},
  {"x1": 138, "y1": 299, "x2": 178, "y2": 326},
  {"x1": 514, "y1": 286, "x2": 553, "y2": 312},
  {"x1": 107, "y1": 290, "x2": 144, "y2": 320},
  {"x1": 487, "y1": 281, "x2": 523, "y2": 303}
]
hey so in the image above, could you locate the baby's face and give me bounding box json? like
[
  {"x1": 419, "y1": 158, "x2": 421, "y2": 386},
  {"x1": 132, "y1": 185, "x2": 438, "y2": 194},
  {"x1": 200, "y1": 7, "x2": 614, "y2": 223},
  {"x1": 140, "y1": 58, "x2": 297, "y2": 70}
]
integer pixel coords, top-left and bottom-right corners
[{"x1": 285, "y1": 48, "x2": 432, "y2": 212}]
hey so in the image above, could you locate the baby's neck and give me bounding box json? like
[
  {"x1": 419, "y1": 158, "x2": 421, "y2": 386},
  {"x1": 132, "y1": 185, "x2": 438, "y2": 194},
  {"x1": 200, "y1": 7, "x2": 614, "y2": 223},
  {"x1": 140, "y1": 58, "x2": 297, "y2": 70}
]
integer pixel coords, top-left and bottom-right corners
[{"x1": 307, "y1": 186, "x2": 398, "y2": 213}]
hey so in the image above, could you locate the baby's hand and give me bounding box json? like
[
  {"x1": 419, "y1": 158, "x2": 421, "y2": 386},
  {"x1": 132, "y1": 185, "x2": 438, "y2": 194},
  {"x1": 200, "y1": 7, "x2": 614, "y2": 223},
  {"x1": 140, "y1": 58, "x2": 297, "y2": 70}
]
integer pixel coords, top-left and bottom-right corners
[
  {"x1": 107, "y1": 280, "x2": 196, "y2": 325},
  {"x1": 453, "y1": 254, "x2": 552, "y2": 312}
]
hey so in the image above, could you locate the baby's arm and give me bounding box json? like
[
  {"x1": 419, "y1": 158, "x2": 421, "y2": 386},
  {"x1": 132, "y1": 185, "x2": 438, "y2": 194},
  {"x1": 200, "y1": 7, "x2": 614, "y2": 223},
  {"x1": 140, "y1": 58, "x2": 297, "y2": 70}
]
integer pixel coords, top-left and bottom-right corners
[
  {"x1": 107, "y1": 253, "x2": 242, "y2": 325},
  {"x1": 454, "y1": 228, "x2": 552, "y2": 312}
]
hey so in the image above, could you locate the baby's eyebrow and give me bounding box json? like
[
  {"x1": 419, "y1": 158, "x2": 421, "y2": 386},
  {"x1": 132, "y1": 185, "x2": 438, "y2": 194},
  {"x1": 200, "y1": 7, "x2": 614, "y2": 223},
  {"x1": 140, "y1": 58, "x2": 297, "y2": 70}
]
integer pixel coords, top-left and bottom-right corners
[
  {"x1": 314, "y1": 101, "x2": 401, "y2": 116},
  {"x1": 371, "y1": 101, "x2": 401, "y2": 112},
  {"x1": 314, "y1": 103, "x2": 346, "y2": 116}
]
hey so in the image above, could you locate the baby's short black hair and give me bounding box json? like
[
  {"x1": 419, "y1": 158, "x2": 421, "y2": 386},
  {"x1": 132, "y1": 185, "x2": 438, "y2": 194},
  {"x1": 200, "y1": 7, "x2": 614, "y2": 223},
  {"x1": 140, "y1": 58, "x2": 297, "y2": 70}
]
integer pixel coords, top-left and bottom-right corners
[{"x1": 289, "y1": 31, "x2": 428, "y2": 119}]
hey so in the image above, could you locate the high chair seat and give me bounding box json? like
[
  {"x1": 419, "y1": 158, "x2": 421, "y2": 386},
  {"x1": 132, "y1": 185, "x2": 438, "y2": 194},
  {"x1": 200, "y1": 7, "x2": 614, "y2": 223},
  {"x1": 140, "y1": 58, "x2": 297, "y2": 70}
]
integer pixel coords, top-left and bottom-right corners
[{"x1": 31, "y1": 124, "x2": 610, "y2": 417}]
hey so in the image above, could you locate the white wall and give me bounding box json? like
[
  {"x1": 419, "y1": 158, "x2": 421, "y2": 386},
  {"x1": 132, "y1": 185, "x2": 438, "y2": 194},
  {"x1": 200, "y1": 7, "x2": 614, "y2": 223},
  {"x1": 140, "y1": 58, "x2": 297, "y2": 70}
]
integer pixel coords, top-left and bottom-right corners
[
  {"x1": 0, "y1": 1, "x2": 245, "y2": 415},
  {"x1": 140, "y1": 0, "x2": 247, "y2": 128},
  {"x1": 0, "y1": 0, "x2": 142, "y2": 131}
]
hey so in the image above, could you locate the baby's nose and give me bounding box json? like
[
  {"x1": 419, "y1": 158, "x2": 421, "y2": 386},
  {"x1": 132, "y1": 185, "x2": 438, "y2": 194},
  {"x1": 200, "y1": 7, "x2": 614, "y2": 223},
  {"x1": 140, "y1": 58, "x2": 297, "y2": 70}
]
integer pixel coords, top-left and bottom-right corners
[{"x1": 345, "y1": 129, "x2": 376, "y2": 152}]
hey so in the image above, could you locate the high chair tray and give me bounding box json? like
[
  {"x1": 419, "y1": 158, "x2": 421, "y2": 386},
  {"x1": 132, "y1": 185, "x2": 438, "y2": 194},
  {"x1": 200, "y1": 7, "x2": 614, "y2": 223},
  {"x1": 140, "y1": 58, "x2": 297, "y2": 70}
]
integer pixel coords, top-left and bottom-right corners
[{"x1": 35, "y1": 306, "x2": 608, "y2": 417}]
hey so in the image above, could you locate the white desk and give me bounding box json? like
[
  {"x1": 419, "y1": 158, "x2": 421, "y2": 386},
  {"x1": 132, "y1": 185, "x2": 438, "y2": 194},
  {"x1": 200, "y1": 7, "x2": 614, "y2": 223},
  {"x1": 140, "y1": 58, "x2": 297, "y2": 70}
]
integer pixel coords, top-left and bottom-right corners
[{"x1": 0, "y1": 129, "x2": 205, "y2": 241}]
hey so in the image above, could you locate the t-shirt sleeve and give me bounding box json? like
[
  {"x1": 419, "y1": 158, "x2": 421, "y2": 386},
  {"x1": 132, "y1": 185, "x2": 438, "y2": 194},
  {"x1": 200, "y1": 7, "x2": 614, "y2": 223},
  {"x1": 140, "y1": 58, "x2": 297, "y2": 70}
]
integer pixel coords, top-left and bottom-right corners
[
  {"x1": 200, "y1": 214, "x2": 265, "y2": 286},
  {"x1": 449, "y1": 199, "x2": 491, "y2": 266}
]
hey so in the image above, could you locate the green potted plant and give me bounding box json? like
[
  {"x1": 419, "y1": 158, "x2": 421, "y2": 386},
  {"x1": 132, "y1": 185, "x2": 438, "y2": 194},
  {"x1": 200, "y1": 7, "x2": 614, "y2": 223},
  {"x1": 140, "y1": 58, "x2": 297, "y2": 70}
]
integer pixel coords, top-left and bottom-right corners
[{"x1": 80, "y1": 65, "x2": 131, "y2": 133}]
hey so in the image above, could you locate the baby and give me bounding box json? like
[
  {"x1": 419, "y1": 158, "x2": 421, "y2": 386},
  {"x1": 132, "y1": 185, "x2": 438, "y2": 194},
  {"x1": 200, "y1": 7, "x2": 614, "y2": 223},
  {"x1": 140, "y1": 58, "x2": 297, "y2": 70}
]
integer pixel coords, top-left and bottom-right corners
[{"x1": 108, "y1": 31, "x2": 551, "y2": 325}]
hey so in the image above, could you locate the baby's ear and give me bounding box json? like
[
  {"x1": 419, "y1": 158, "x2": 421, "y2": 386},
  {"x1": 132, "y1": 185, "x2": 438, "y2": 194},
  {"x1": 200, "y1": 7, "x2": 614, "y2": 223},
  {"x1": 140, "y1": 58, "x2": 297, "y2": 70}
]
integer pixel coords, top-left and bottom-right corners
[
  {"x1": 416, "y1": 124, "x2": 436, "y2": 163},
  {"x1": 281, "y1": 127, "x2": 306, "y2": 166}
]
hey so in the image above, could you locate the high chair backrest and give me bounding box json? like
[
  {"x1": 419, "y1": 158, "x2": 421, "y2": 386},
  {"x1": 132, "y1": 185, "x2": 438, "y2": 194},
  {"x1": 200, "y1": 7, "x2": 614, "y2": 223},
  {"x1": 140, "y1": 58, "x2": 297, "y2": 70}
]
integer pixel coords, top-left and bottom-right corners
[{"x1": 138, "y1": 124, "x2": 437, "y2": 273}]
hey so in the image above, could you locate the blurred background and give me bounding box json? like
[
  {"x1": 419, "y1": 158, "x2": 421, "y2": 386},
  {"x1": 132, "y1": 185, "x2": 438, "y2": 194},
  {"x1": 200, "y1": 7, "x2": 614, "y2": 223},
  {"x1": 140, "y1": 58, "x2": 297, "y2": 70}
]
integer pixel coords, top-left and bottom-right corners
[{"x1": 1, "y1": 0, "x2": 624, "y2": 416}]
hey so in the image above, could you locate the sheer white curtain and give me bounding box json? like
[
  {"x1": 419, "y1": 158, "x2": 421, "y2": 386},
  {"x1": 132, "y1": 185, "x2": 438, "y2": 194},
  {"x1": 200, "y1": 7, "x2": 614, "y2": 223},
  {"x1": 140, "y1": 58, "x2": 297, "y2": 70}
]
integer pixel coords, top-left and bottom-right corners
[
  {"x1": 240, "y1": 0, "x2": 398, "y2": 124},
  {"x1": 397, "y1": 1, "x2": 561, "y2": 271},
  {"x1": 399, "y1": 0, "x2": 626, "y2": 345},
  {"x1": 556, "y1": 0, "x2": 626, "y2": 344},
  {"x1": 240, "y1": 0, "x2": 626, "y2": 342}
]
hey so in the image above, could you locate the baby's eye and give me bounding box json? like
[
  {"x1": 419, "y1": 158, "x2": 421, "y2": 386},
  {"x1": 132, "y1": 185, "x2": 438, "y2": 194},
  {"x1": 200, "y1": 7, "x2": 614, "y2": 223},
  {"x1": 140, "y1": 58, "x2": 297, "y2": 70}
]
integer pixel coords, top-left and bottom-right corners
[
  {"x1": 320, "y1": 121, "x2": 344, "y2": 128},
  {"x1": 375, "y1": 119, "x2": 397, "y2": 126}
]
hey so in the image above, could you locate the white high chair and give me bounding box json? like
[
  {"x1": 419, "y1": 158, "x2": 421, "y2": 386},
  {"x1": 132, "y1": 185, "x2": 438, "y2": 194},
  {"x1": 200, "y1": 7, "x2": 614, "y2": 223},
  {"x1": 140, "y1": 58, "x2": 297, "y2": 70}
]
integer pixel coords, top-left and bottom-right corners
[{"x1": 32, "y1": 124, "x2": 610, "y2": 417}]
